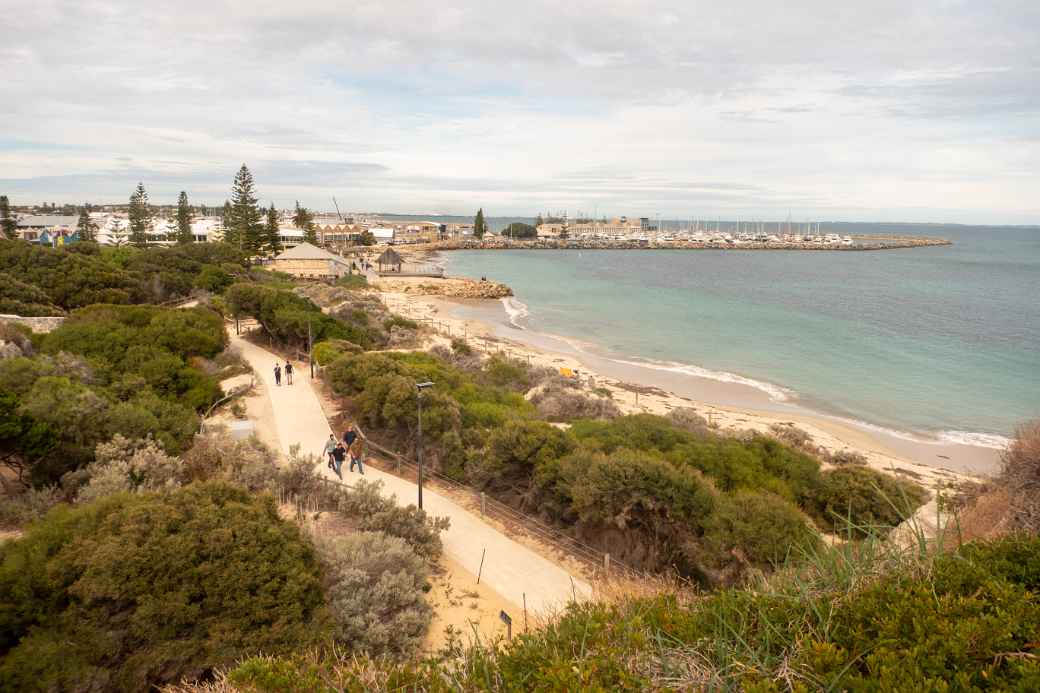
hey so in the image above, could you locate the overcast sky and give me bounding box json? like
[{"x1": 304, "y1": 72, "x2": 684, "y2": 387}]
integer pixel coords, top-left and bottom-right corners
[{"x1": 1, "y1": 1, "x2": 1037, "y2": 223}]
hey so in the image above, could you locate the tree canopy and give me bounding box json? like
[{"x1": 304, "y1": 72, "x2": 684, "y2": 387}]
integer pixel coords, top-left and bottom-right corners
[
  {"x1": 127, "y1": 182, "x2": 152, "y2": 248},
  {"x1": 230, "y1": 165, "x2": 263, "y2": 254},
  {"x1": 501, "y1": 222, "x2": 536, "y2": 238},
  {"x1": 175, "y1": 191, "x2": 194, "y2": 244},
  {"x1": 0, "y1": 196, "x2": 16, "y2": 240}
]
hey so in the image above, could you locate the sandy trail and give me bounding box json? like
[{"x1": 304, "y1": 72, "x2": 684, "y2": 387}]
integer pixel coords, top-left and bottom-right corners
[{"x1": 228, "y1": 331, "x2": 592, "y2": 616}]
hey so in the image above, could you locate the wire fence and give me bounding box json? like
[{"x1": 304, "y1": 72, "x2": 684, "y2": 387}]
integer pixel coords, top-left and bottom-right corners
[{"x1": 353, "y1": 430, "x2": 647, "y2": 582}]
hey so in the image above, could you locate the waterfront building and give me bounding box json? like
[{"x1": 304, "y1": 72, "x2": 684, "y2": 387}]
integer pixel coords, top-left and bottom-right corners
[{"x1": 270, "y1": 241, "x2": 351, "y2": 279}]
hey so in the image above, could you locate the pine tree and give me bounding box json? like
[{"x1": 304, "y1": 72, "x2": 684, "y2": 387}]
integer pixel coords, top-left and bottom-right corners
[
  {"x1": 293, "y1": 201, "x2": 317, "y2": 244},
  {"x1": 198, "y1": 203, "x2": 209, "y2": 217},
  {"x1": 220, "y1": 200, "x2": 236, "y2": 247},
  {"x1": 76, "y1": 206, "x2": 98, "y2": 242},
  {"x1": 230, "y1": 164, "x2": 263, "y2": 255},
  {"x1": 127, "y1": 182, "x2": 153, "y2": 248},
  {"x1": 474, "y1": 208, "x2": 486, "y2": 239},
  {"x1": 264, "y1": 203, "x2": 283, "y2": 255},
  {"x1": 175, "y1": 191, "x2": 194, "y2": 244},
  {"x1": 0, "y1": 195, "x2": 16, "y2": 239}
]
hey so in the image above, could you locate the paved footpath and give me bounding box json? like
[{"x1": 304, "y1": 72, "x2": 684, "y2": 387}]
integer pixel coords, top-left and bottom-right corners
[{"x1": 231, "y1": 333, "x2": 592, "y2": 614}]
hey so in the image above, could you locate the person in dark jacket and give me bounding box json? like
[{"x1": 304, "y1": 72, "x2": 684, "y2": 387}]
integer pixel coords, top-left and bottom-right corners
[
  {"x1": 331, "y1": 442, "x2": 346, "y2": 479},
  {"x1": 284, "y1": 361, "x2": 294, "y2": 385},
  {"x1": 273, "y1": 363, "x2": 281, "y2": 386}
]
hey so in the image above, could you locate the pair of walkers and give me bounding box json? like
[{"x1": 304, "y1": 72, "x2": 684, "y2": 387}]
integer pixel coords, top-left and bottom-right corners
[
  {"x1": 273, "y1": 360, "x2": 294, "y2": 386},
  {"x1": 323, "y1": 425, "x2": 364, "y2": 479}
]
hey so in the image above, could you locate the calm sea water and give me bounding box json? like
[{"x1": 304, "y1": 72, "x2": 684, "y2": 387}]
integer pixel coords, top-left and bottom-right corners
[{"x1": 443, "y1": 225, "x2": 1040, "y2": 443}]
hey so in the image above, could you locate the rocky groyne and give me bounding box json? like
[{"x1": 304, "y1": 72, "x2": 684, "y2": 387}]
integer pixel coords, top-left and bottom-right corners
[{"x1": 373, "y1": 276, "x2": 513, "y2": 299}]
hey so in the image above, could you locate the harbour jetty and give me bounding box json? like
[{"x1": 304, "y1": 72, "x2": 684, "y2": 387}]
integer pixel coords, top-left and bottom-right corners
[{"x1": 429, "y1": 235, "x2": 951, "y2": 252}]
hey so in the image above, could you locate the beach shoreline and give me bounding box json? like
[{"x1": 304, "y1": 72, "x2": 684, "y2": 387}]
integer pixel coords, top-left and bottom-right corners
[{"x1": 369, "y1": 274, "x2": 1003, "y2": 489}]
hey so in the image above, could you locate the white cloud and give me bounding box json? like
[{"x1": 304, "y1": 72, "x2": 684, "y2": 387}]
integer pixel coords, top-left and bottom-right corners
[{"x1": 0, "y1": 0, "x2": 1037, "y2": 222}]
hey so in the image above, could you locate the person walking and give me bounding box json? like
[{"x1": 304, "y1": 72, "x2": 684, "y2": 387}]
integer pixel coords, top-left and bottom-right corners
[
  {"x1": 273, "y1": 363, "x2": 282, "y2": 386},
  {"x1": 323, "y1": 434, "x2": 337, "y2": 470},
  {"x1": 331, "y1": 442, "x2": 346, "y2": 480},
  {"x1": 284, "y1": 360, "x2": 294, "y2": 385},
  {"x1": 348, "y1": 436, "x2": 365, "y2": 475},
  {"x1": 342, "y1": 424, "x2": 358, "y2": 451}
]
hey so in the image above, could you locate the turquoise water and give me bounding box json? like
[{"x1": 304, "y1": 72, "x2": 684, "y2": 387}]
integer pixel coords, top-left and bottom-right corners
[{"x1": 444, "y1": 226, "x2": 1040, "y2": 443}]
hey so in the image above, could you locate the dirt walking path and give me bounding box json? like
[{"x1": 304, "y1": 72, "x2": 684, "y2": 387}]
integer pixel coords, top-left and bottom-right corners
[{"x1": 230, "y1": 333, "x2": 592, "y2": 615}]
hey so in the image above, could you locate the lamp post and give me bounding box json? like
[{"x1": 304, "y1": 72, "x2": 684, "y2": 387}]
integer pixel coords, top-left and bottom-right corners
[
  {"x1": 415, "y1": 381, "x2": 434, "y2": 509},
  {"x1": 308, "y1": 318, "x2": 314, "y2": 379}
]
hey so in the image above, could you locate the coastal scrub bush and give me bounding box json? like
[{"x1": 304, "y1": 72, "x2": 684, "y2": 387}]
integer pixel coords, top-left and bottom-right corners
[
  {"x1": 335, "y1": 273, "x2": 368, "y2": 289},
  {"x1": 529, "y1": 380, "x2": 621, "y2": 421},
  {"x1": 336, "y1": 479, "x2": 450, "y2": 562},
  {"x1": 571, "y1": 415, "x2": 822, "y2": 504},
  {"x1": 472, "y1": 420, "x2": 574, "y2": 493},
  {"x1": 74, "y1": 435, "x2": 182, "y2": 504},
  {"x1": 312, "y1": 338, "x2": 362, "y2": 366},
  {"x1": 0, "y1": 485, "x2": 61, "y2": 528},
  {"x1": 0, "y1": 271, "x2": 64, "y2": 316},
  {"x1": 807, "y1": 465, "x2": 927, "y2": 536},
  {"x1": 179, "y1": 432, "x2": 281, "y2": 492},
  {"x1": 226, "y1": 282, "x2": 381, "y2": 349},
  {"x1": 220, "y1": 535, "x2": 1040, "y2": 692},
  {"x1": 314, "y1": 531, "x2": 432, "y2": 657},
  {"x1": 791, "y1": 537, "x2": 1040, "y2": 689},
  {"x1": 556, "y1": 449, "x2": 718, "y2": 571},
  {"x1": 0, "y1": 240, "x2": 143, "y2": 309},
  {"x1": 0, "y1": 482, "x2": 328, "y2": 692},
  {"x1": 701, "y1": 490, "x2": 821, "y2": 576}
]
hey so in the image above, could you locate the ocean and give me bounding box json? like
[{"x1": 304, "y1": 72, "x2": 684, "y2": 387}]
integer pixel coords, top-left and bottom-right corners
[{"x1": 442, "y1": 224, "x2": 1040, "y2": 448}]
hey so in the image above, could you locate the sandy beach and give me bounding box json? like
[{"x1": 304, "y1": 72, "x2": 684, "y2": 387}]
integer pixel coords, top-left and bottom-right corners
[{"x1": 371, "y1": 274, "x2": 1003, "y2": 491}]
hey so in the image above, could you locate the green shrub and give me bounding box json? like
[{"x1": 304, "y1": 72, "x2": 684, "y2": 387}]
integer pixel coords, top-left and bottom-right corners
[
  {"x1": 335, "y1": 273, "x2": 368, "y2": 289},
  {"x1": 312, "y1": 339, "x2": 362, "y2": 366},
  {"x1": 224, "y1": 536, "x2": 1040, "y2": 692},
  {"x1": 702, "y1": 490, "x2": 820, "y2": 573},
  {"x1": 0, "y1": 486, "x2": 61, "y2": 529},
  {"x1": 794, "y1": 537, "x2": 1040, "y2": 689},
  {"x1": 193, "y1": 265, "x2": 234, "y2": 293},
  {"x1": 0, "y1": 271, "x2": 64, "y2": 316},
  {"x1": 383, "y1": 314, "x2": 418, "y2": 331},
  {"x1": 530, "y1": 381, "x2": 621, "y2": 421},
  {"x1": 471, "y1": 419, "x2": 575, "y2": 505},
  {"x1": 0, "y1": 483, "x2": 328, "y2": 691},
  {"x1": 74, "y1": 435, "x2": 182, "y2": 504},
  {"x1": 314, "y1": 531, "x2": 432, "y2": 657},
  {"x1": 336, "y1": 479, "x2": 450, "y2": 562},
  {"x1": 808, "y1": 465, "x2": 927, "y2": 536},
  {"x1": 556, "y1": 449, "x2": 717, "y2": 571},
  {"x1": 0, "y1": 241, "x2": 142, "y2": 309}
]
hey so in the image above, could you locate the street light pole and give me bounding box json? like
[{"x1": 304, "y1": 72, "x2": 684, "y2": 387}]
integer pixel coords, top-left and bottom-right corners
[
  {"x1": 415, "y1": 381, "x2": 434, "y2": 509},
  {"x1": 308, "y1": 318, "x2": 314, "y2": 379}
]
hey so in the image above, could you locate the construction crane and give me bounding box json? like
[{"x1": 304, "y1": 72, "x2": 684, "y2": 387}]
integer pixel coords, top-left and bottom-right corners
[{"x1": 332, "y1": 197, "x2": 343, "y2": 221}]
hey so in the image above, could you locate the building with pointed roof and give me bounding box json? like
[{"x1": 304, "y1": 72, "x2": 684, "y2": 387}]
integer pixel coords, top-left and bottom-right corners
[{"x1": 270, "y1": 241, "x2": 352, "y2": 279}]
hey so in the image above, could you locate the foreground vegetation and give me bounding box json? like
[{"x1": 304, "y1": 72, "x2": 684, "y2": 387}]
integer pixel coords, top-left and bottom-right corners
[
  {"x1": 323, "y1": 348, "x2": 926, "y2": 583},
  {"x1": 202, "y1": 532, "x2": 1040, "y2": 691},
  {"x1": 0, "y1": 440, "x2": 449, "y2": 691}
]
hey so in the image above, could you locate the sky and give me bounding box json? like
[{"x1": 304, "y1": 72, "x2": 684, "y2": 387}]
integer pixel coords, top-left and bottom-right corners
[{"x1": 1, "y1": 1, "x2": 1038, "y2": 223}]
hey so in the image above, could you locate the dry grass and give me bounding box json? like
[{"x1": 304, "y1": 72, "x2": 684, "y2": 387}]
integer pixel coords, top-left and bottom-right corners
[
  {"x1": 590, "y1": 570, "x2": 697, "y2": 607},
  {"x1": 1001, "y1": 420, "x2": 1040, "y2": 532}
]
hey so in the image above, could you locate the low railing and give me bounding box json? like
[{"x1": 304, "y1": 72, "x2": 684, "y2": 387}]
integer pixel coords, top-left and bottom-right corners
[{"x1": 352, "y1": 426, "x2": 647, "y2": 582}]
